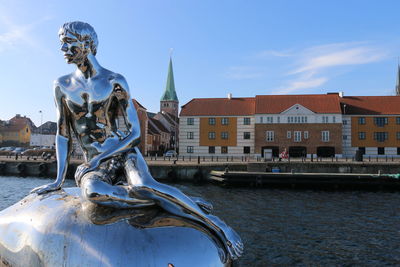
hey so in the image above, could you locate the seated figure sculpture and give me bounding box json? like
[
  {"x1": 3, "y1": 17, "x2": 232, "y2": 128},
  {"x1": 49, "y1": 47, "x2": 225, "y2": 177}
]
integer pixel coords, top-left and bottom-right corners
[{"x1": 31, "y1": 21, "x2": 243, "y2": 261}]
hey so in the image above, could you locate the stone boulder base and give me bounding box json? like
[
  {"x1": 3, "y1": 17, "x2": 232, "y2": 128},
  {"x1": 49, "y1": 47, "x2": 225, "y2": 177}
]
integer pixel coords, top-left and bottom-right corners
[{"x1": 0, "y1": 188, "x2": 227, "y2": 267}]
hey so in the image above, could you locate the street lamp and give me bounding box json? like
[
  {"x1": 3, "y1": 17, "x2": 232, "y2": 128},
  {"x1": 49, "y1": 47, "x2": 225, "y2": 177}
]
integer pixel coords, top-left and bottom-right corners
[{"x1": 39, "y1": 110, "x2": 43, "y2": 147}]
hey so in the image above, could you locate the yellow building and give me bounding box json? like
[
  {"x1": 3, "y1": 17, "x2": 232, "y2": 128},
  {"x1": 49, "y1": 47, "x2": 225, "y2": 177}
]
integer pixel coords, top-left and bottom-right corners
[{"x1": 0, "y1": 114, "x2": 35, "y2": 147}]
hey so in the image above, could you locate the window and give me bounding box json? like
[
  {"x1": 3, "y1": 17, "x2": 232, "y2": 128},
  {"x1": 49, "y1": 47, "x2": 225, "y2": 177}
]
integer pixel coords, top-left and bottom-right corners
[
  {"x1": 397, "y1": 117, "x2": 400, "y2": 125},
  {"x1": 260, "y1": 117, "x2": 263, "y2": 123},
  {"x1": 266, "y1": 131, "x2": 274, "y2": 142},
  {"x1": 221, "y1": 132, "x2": 229, "y2": 139},
  {"x1": 187, "y1": 132, "x2": 194, "y2": 139},
  {"x1": 287, "y1": 131, "x2": 291, "y2": 139},
  {"x1": 374, "y1": 117, "x2": 388, "y2": 127},
  {"x1": 208, "y1": 118, "x2": 216, "y2": 125},
  {"x1": 187, "y1": 118, "x2": 194, "y2": 125},
  {"x1": 322, "y1": 131, "x2": 330, "y2": 142},
  {"x1": 294, "y1": 131, "x2": 301, "y2": 142},
  {"x1": 378, "y1": 147, "x2": 385, "y2": 155},
  {"x1": 243, "y1": 132, "x2": 251, "y2": 139},
  {"x1": 243, "y1": 146, "x2": 250, "y2": 154},
  {"x1": 208, "y1": 132, "x2": 216, "y2": 139},
  {"x1": 358, "y1": 117, "x2": 366, "y2": 125},
  {"x1": 374, "y1": 132, "x2": 388, "y2": 142},
  {"x1": 209, "y1": 146, "x2": 215, "y2": 154},
  {"x1": 398, "y1": 147, "x2": 400, "y2": 155},
  {"x1": 358, "y1": 132, "x2": 366, "y2": 140},
  {"x1": 277, "y1": 117, "x2": 280, "y2": 123},
  {"x1": 221, "y1": 118, "x2": 229, "y2": 125},
  {"x1": 397, "y1": 132, "x2": 400, "y2": 140},
  {"x1": 343, "y1": 120, "x2": 347, "y2": 125},
  {"x1": 304, "y1": 131, "x2": 309, "y2": 139},
  {"x1": 266, "y1": 117, "x2": 273, "y2": 123},
  {"x1": 221, "y1": 146, "x2": 228, "y2": 154},
  {"x1": 343, "y1": 135, "x2": 347, "y2": 140},
  {"x1": 322, "y1": 116, "x2": 329, "y2": 123},
  {"x1": 187, "y1": 146, "x2": 194, "y2": 153},
  {"x1": 333, "y1": 116, "x2": 336, "y2": 123},
  {"x1": 243, "y1": 117, "x2": 251, "y2": 125}
]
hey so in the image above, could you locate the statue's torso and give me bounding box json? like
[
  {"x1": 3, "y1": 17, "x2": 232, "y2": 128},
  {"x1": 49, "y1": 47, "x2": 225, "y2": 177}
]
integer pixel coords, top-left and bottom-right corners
[{"x1": 57, "y1": 70, "x2": 125, "y2": 160}]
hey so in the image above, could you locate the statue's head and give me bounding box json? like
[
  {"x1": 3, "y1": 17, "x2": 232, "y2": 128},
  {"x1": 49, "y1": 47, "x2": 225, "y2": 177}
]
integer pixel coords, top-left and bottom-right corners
[{"x1": 58, "y1": 21, "x2": 98, "y2": 64}]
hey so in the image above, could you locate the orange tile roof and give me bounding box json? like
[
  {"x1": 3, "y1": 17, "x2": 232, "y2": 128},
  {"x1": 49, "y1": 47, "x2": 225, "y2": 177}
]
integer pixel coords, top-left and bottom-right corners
[
  {"x1": 255, "y1": 94, "x2": 341, "y2": 114},
  {"x1": 180, "y1": 97, "x2": 255, "y2": 116},
  {"x1": 340, "y1": 96, "x2": 400, "y2": 115}
]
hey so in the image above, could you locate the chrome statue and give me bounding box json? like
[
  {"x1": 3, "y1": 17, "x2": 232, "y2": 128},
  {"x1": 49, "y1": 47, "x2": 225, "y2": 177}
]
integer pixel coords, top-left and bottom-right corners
[{"x1": 28, "y1": 21, "x2": 242, "y2": 262}]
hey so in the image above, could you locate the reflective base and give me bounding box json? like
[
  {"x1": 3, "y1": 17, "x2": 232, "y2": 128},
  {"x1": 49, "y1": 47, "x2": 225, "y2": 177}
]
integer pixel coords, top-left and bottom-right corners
[{"x1": 0, "y1": 188, "x2": 230, "y2": 267}]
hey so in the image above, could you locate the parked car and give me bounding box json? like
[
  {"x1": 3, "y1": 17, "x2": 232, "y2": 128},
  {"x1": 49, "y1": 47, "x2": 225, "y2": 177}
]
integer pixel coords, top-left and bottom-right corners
[{"x1": 164, "y1": 150, "x2": 177, "y2": 157}]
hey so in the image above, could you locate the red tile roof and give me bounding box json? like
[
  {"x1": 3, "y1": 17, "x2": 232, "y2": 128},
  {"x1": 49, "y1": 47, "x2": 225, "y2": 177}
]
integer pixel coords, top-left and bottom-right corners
[
  {"x1": 255, "y1": 94, "x2": 341, "y2": 114},
  {"x1": 340, "y1": 96, "x2": 400, "y2": 115},
  {"x1": 180, "y1": 97, "x2": 255, "y2": 116}
]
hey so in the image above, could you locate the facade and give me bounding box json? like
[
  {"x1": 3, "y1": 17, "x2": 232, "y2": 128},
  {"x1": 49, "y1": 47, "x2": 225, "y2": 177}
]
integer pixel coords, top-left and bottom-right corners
[
  {"x1": 179, "y1": 97, "x2": 255, "y2": 156},
  {"x1": 0, "y1": 114, "x2": 35, "y2": 147},
  {"x1": 179, "y1": 93, "x2": 400, "y2": 158},
  {"x1": 255, "y1": 94, "x2": 343, "y2": 158},
  {"x1": 340, "y1": 96, "x2": 400, "y2": 157}
]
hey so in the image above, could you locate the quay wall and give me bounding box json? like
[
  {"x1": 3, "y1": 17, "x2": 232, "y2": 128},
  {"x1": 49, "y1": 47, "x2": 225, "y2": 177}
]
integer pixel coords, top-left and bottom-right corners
[{"x1": 0, "y1": 160, "x2": 399, "y2": 181}]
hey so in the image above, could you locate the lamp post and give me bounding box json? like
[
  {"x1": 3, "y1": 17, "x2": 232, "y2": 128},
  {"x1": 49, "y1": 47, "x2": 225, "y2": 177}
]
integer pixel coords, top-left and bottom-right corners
[{"x1": 39, "y1": 110, "x2": 43, "y2": 147}]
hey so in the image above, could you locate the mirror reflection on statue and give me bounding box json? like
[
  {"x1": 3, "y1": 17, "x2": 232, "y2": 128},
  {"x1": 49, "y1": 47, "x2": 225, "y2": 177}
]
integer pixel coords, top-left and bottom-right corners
[{"x1": 28, "y1": 21, "x2": 243, "y2": 262}]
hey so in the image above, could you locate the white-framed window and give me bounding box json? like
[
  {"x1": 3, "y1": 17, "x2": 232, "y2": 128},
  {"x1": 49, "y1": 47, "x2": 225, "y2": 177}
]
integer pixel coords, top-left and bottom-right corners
[
  {"x1": 343, "y1": 120, "x2": 347, "y2": 125},
  {"x1": 187, "y1": 146, "x2": 194, "y2": 153},
  {"x1": 260, "y1": 117, "x2": 263, "y2": 123},
  {"x1": 266, "y1": 117, "x2": 273, "y2": 123},
  {"x1": 187, "y1": 118, "x2": 194, "y2": 125},
  {"x1": 208, "y1": 118, "x2": 216, "y2": 125},
  {"x1": 221, "y1": 132, "x2": 229, "y2": 139},
  {"x1": 304, "y1": 131, "x2": 309, "y2": 139},
  {"x1": 322, "y1": 131, "x2": 330, "y2": 142},
  {"x1": 243, "y1": 132, "x2": 251, "y2": 139},
  {"x1": 208, "y1": 132, "x2": 216, "y2": 139},
  {"x1": 243, "y1": 117, "x2": 251, "y2": 125},
  {"x1": 221, "y1": 118, "x2": 229, "y2": 125},
  {"x1": 221, "y1": 146, "x2": 228, "y2": 154},
  {"x1": 187, "y1": 132, "x2": 194, "y2": 139},
  {"x1": 322, "y1": 116, "x2": 329, "y2": 123},
  {"x1": 294, "y1": 131, "x2": 302, "y2": 142},
  {"x1": 266, "y1": 131, "x2": 274, "y2": 142},
  {"x1": 277, "y1": 117, "x2": 280, "y2": 123},
  {"x1": 333, "y1": 116, "x2": 336, "y2": 123},
  {"x1": 287, "y1": 131, "x2": 291, "y2": 139}
]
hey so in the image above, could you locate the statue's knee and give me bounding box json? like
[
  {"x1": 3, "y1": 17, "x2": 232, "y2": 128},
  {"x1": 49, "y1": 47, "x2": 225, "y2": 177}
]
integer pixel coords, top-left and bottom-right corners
[{"x1": 81, "y1": 178, "x2": 102, "y2": 201}]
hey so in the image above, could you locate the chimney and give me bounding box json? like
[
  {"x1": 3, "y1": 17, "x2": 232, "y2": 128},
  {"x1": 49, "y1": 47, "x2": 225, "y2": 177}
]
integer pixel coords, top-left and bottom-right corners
[
  {"x1": 339, "y1": 91, "x2": 344, "y2": 97},
  {"x1": 227, "y1": 93, "x2": 232, "y2": 99}
]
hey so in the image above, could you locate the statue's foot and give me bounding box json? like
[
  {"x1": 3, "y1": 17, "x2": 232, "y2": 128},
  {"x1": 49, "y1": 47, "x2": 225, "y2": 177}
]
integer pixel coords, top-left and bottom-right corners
[
  {"x1": 190, "y1": 196, "x2": 213, "y2": 214},
  {"x1": 208, "y1": 215, "x2": 244, "y2": 260},
  {"x1": 223, "y1": 226, "x2": 244, "y2": 260}
]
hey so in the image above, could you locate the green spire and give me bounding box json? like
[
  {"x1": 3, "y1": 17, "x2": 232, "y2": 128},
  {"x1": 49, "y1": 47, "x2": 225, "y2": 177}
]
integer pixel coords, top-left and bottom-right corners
[{"x1": 161, "y1": 58, "x2": 179, "y2": 101}]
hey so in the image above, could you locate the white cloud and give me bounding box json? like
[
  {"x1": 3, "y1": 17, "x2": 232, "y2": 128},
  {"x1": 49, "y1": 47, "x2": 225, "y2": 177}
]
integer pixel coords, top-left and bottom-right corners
[
  {"x1": 275, "y1": 77, "x2": 328, "y2": 94},
  {"x1": 224, "y1": 66, "x2": 264, "y2": 80},
  {"x1": 0, "y1": 14, "x2": 52, "y2": 52},
  {"x1": 255, "y1": 49, "x2": 292, "y2": 58}
]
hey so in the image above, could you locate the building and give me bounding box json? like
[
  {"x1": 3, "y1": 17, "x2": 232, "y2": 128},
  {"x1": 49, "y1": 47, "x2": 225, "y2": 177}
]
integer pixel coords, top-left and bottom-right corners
[
  {"x1": 30, "y1": 121, "x2": 57, "y2": 147},
  {"x1": 340, "y1": 96, "x2": 400, "y2": 157},
  {"x1": 179, "y1": 96, "x2": 255, "y2": 156},
  {"x1": 255, "y1": 94, "x2": 343, "y2": 158},
  {"x1": 0, "y1": 114, "x2": 35, "y2": 147}
]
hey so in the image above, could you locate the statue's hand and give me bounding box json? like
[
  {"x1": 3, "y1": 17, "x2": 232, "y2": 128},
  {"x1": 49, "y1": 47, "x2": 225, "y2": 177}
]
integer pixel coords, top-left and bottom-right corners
[
  {"x1": 75, "y1": 159, "x2": 100, "y2": 181},
  {"x1": 31, "y1": 182, "x2": 61, "y2": 195}
]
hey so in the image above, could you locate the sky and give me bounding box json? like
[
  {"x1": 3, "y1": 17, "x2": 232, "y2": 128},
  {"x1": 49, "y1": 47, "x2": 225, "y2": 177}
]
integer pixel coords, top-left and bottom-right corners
[{"x1": 1, "y1": 0, "x2": 400, "y2": 126}]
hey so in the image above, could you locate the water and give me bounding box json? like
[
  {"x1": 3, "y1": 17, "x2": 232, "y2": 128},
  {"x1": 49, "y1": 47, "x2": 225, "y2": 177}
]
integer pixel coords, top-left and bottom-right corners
[{"x1": 1, "y1": 176, "x2": 400, "y2": 266}]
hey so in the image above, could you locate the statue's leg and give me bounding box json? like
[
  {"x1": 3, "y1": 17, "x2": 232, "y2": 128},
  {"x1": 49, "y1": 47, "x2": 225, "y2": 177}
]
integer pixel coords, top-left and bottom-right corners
[
  {"x1": 124, "y1": 148, "x2": 243, "y2": 259},
  {"x1": 80, "y1": 170, "x2": 154, "y2": 209}
]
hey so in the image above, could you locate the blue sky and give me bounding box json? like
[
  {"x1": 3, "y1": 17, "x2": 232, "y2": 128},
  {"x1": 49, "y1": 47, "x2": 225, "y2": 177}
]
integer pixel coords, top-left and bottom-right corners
[{"x1": 1, "y1": 0, "x2": 400, "y2": 126}]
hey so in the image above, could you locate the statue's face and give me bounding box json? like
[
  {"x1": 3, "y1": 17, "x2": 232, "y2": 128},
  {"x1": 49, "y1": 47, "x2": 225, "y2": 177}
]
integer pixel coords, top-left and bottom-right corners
[{"x1": 60, "y1": 31, "x2": 89, "y2": 65}]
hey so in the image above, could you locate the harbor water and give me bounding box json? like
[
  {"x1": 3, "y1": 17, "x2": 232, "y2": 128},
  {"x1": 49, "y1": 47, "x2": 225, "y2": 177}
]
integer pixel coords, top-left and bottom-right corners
[{"x1": 0, "y1": 176, "x2": 399, "y2": 266}]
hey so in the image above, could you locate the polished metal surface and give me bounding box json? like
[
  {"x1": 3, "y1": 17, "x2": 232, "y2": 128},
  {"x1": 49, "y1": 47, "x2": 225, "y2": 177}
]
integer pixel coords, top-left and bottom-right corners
[
  {"x1": 0, "y1": 188, "x2": 229, "y2": 266},
  {"x1": 28, "y1": 21, "x2": 242, "y2": 262}
]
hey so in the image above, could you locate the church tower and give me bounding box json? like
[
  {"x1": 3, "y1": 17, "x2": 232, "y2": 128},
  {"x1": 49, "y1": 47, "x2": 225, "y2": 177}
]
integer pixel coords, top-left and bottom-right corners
[{"x1": 160, "y1": 58, "x2": 179, "y2": 118}]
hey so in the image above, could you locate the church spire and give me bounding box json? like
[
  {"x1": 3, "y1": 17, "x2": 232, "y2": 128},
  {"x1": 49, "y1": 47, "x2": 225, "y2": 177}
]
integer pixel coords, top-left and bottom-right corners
[
  {"x1": 161, "y1": 58, "x2": 179, "y2": 102},
  {"x1": 396, "y1": 63, "x2": 400, "y2": 96}
]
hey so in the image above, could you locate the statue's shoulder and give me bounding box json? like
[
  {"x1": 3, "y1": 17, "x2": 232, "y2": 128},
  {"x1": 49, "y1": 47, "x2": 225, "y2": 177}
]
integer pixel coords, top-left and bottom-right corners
[
  {"x1": 105, "y1": 70, "x2": 129, "y2": 90},
  {"x1": 54, "y1": 73, "x2": 74, "y2": 90}
]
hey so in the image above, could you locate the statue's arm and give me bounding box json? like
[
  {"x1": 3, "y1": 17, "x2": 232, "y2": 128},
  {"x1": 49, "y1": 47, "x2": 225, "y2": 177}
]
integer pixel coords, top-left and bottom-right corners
[
  {"x1": 31, "y1": 82, "x2": 71, "y2": 194},
  {"x1": 92, "y1": 75, "x2": 140, "y2": 165}
]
